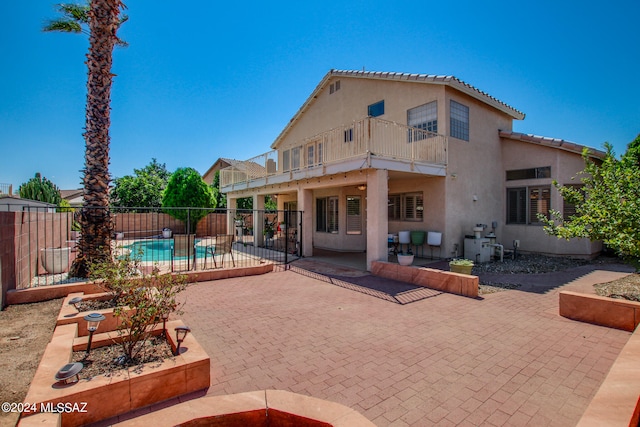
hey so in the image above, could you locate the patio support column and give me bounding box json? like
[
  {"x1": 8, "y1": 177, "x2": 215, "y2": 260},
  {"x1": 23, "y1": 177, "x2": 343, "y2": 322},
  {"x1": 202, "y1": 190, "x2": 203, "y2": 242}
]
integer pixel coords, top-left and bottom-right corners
[
  {"x1": 254, "y1": 194, "x2": 265, "y2": 247},
  {"x1": 227, "y1": 196, "x2": 237, "y2": 236},
  {"x1": 297, "y1": 188, "x2": 313, "y2": 257},
  {"x1": 366, "y1": 169, "x2": 388, "y2": 270}
]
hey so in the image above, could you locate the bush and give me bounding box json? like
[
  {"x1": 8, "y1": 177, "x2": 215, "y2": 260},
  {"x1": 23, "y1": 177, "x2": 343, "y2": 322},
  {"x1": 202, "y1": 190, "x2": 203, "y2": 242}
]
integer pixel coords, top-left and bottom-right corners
[{"x1": 89, "y1": 252, "x2": 189, "y2": 361}]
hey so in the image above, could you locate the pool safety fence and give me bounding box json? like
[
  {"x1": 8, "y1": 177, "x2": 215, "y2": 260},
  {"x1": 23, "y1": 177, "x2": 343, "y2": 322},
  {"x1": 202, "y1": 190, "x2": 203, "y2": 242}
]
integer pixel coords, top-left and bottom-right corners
[{"x1": 0, "y1": 206, "x2": 302, "y2": 294}]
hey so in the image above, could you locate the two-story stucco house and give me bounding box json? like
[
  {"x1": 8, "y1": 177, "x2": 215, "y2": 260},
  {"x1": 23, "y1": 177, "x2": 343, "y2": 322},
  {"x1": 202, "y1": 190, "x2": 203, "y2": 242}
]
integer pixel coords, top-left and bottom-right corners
[{"x1": 219, "y1": 69, "x2": 604, "y2": 270}]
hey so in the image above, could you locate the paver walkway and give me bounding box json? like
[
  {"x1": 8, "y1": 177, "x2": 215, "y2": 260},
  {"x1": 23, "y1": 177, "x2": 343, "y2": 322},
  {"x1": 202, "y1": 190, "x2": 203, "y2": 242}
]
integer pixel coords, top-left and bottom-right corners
[{"x1": 180, "y1": 268, "x2": 632, "y2": 426}]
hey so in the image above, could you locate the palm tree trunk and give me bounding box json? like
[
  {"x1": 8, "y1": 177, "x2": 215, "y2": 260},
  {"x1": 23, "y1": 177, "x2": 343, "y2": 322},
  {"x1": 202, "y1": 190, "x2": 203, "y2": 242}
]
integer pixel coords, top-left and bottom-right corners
[{"x1": 70, "y1": 0, "x2": 124, "y2": 277}]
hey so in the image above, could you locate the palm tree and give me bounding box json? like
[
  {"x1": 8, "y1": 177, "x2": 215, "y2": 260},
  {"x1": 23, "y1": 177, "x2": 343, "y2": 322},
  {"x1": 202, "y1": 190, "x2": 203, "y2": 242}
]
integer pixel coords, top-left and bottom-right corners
[
  {"x1": 46, "y1": 0, "x2": 127, "y2": 277},
  {"x1": 44, "y1": 2, "x2": 128, "y2": 47}
]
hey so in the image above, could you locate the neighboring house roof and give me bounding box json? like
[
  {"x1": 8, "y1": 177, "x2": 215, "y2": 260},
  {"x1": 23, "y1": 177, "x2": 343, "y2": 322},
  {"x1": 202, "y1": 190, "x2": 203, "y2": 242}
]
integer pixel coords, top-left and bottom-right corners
[
  {"x1": 202, "y1": 158, "x2": 242, "y2": 184},
  {"x1": 0, "y1": 195, "x2": 56, "y2": 211},
  {"x1": 500, "y1": 131, "x2": 607, "y2": 159},
  {"x1": 271, "y1": 69, "x2": 526, "y2": 149},
  {"x1": 60, "y1": 189, "x2": 83, "y2": 200}
]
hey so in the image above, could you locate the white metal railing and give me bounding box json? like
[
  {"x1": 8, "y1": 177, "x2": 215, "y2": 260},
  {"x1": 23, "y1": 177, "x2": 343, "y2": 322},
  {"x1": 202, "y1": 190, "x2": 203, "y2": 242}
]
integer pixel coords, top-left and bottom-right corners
[
  {"x1": 0, "y1": 183, "x2": 13, "y2": 195},
  {"x1": 220, "y1": 117, "x2": 447, "y2": 188}
]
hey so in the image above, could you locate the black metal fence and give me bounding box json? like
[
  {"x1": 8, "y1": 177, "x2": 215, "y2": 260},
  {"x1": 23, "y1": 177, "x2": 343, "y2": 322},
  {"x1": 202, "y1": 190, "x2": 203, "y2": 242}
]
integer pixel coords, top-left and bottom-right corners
[{"x1": 0, "y1": 205, "x2": 302, "y2": 290}]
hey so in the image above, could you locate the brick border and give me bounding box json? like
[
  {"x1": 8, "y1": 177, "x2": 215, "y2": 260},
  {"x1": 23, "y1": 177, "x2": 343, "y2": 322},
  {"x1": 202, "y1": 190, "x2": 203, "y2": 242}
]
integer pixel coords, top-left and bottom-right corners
[
  {"x1": 559, "y1": 291, "x2": 640, "y2": 332},
  {"x1": 371, "y1": 261, "x2": 479, "y2": 298}
]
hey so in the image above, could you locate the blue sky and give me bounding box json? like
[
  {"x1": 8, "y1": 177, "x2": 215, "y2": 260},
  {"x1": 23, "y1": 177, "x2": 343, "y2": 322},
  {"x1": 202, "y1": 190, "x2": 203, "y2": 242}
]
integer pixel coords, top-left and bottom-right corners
[{"x1": 1, "y1": 1, "x2": 638, "y2": 190}]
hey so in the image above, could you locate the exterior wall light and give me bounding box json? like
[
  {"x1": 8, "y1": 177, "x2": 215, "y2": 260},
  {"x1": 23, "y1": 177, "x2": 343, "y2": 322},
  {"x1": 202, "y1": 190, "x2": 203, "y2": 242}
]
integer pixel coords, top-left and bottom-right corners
[
  {"x1": 357, "y1": 184, "x2": 367, "y2": 191},
  {"x1": 83, "y1": 312, "x2": 105, "y2": 355},
  {"x1": 174, "y1": 326, "x2": 191, "y2": 355}
]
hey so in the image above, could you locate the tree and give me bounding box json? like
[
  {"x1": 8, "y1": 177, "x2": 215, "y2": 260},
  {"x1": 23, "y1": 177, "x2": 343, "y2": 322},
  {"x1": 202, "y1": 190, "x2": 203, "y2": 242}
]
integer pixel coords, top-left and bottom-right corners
[
  {"x1": 162, "y1": 168, "x2": 216, "y2": 233},
  {"x1": 111, "y1": 159, "x2": 170, "y2": 208},
  {"x1": 43, "y1": 2, "x2": 129, "y2": 47},
  {"x1": 210, "y1": 170, "x2": 226, "y2": 209},
  {"x1": 19, "y1": 173, "x2": 62, "y2": 205},
  {"x1": 64, "y1": 0, "x2": 127, "y2": 278},
  {"x1": 540, "y1": 135, "x2": 640, "y2": 262}
]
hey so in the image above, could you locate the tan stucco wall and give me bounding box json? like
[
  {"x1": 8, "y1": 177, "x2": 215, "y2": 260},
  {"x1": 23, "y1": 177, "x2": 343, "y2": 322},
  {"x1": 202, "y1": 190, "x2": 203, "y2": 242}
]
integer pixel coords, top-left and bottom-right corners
[
  {"x1": 501, "y1": 139, "x2": 601, "y2": 257},
  {"x1": 276, "y1": 77, "x2": 446, "y2": 150}
]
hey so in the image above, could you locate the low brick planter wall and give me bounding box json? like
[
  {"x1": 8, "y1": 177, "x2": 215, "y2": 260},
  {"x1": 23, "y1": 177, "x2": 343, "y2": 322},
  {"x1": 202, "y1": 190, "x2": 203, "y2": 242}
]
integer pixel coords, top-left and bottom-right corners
[
  {"x1": 7, "y1": 263, "x2": 274, "y2": 306},
  {"x1": 371, "y1": 261, "x2": 478, "y2": 298},
  {"x1": 559, "y1": 291, "x2": 640, "y2": 332},
  {"x1": 110, "y1": 390, "x2": 375, "y2": 427},
  {"x1": 21, "y1": 320, "x2": 210, "y2": 427},
  {"x1": 577, "y1": 323, "x2": 640, "y2": 426}
]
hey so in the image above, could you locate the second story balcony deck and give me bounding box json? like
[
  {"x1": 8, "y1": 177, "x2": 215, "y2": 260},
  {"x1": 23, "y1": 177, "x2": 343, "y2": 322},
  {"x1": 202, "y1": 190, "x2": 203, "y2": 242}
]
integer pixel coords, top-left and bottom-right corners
[{"x1": 220, "y1": 117, "x2": 448, "y2": 193}]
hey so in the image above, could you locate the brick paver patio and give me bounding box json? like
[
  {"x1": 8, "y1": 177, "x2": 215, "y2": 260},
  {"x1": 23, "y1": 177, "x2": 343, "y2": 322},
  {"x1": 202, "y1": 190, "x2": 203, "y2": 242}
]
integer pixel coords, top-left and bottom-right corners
[{"x1": 179, "y1": 268, "x2": 631, "y2": 426}]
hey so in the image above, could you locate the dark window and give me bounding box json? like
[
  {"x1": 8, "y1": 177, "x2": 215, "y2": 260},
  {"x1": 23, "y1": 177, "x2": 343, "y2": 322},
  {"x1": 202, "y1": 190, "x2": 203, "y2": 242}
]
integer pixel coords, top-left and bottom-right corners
[
  {"x1": 506, "y1": 166, "x2": 551, "y2": 181},
  {"x1": 316, "y1": 197, "x2": 338, "y2": 233},
  {"x1": 388, "y1": 193, "x2": 423, "y2": 221},
  {"x1": 507, "y1": 186, "x2": 550, "y2": 224},
  {"x1": 368, "y1": 100, "x2": 385, "y2": 117},
  {"x1": 562, "y1": 184, "x2": 585, "y2": 219},
  {"x1": 344, "y1": 128, "x2": 353, "y2": 142}
]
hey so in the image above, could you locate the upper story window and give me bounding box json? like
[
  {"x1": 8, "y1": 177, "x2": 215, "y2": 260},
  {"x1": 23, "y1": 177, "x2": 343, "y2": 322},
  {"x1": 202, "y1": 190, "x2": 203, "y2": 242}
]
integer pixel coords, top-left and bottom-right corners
[
  {"x1": 408, "y1": 101, "x2": 437, "y2": 142},
  {"x1": 368, "y1": 100, "x2": 385, "y2": 117},
  {"x1": 450, "y1": 100, "x2": 469, "y2": 141},
  {"x1": 506, "y1": 166, "x2": 551, "y2": 181},
  {"x1": 329, "y1": 80, "x2": 341, "y2": 94}
]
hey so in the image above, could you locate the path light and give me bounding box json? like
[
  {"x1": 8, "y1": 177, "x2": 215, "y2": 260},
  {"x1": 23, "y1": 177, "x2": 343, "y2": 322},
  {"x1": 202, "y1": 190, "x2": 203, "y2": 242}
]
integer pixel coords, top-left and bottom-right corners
[
  {"x1": 83, "y1": 313, "x2": 105, "y2": 355},
  {"x1": 54, "y1": 362, "x2": 83, "y2": 385},
  {"x1": 161, "y1": 311, "x2": 170, "y2": 338},
  {"x1": 174, "y1": 326, "x2": 191, "y2": 355},
  {"x1": 68, "y1": 296, "x2": 83, "y2": 309}
]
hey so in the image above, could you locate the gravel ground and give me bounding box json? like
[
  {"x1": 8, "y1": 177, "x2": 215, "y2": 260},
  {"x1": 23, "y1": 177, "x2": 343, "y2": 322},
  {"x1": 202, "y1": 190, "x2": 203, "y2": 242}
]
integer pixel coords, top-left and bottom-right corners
[{"x1": 474, "y1": 254, "x2": 631, "y2": 294}]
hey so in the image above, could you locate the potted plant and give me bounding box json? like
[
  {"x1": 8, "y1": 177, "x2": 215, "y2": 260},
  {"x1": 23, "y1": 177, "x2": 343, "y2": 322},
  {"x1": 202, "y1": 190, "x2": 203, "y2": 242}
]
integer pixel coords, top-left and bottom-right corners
[
  {"x1": 397, "y1": 248, "x2": 414, "y2": 266},
  {"x1": 162, "y1": 227, "x2": 172, "y2": 238},
  {"x1": 449, "y1": 258, "x2": 474, "y2": 275}
]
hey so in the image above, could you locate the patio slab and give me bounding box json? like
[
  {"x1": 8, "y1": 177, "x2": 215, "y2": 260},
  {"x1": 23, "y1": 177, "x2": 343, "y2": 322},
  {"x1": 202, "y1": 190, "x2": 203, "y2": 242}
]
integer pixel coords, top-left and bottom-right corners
[{"x1": 102, "y1": 267, "x2": 634, "y2": 426}]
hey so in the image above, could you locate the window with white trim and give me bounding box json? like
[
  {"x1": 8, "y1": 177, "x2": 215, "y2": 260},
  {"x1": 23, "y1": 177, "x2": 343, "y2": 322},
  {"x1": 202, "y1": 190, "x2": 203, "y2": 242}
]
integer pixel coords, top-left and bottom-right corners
[
  {"x1": 346, "y1": 196, "x2": 362, "y2": 234},
  {"x1": 450, "y1": 100, "x2": 469, "y2": 141},
  {"x1": 282, "y1": 149, "x2": 290, "y2": 172},
  {"x1": 408, "y1": 101, "x2": 437, "y2": 141},
  {"x1": 291, "y1": 146, "x2": 301, "y2": 170}
]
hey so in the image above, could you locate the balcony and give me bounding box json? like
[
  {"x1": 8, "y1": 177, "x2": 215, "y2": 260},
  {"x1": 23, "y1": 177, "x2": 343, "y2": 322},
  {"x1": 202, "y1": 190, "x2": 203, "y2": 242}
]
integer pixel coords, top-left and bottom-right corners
[{"x1": 220, "y1": 117, "x2": 448, "y2": 192}]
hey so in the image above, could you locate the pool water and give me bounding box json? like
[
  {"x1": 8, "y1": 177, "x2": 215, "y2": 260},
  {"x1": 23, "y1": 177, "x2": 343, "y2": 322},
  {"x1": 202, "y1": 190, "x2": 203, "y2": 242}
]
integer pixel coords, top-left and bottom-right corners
[{"x1": 125, "y1": 239, "x2": 209, "y2": 262}]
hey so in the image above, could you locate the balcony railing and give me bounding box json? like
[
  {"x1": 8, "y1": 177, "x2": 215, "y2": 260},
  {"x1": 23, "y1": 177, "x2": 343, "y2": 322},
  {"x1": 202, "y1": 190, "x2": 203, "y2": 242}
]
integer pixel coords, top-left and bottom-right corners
[
  {"x1": 0, "y1": 183, "x2": 13, "y2": 195},
  {"x1": 220, "y1": 117, "x2": 447, "y2": 188}
]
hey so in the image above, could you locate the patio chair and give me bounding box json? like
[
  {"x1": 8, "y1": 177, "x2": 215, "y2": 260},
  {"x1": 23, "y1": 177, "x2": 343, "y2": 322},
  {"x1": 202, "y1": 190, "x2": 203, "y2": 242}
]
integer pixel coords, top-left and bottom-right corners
[
  {"x1": 204, "y1": 234, "x2": 235, "y2": 268},
  {"x1": 172, "y1": 234, "x2": 196, "y2": 271}
]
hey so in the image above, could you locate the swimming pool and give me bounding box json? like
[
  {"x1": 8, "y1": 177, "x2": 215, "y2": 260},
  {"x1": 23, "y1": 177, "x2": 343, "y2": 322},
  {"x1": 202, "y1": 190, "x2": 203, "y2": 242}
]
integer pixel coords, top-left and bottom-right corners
[{"x1": 124, "y1": 239, "x2": 209, "y2": 262}]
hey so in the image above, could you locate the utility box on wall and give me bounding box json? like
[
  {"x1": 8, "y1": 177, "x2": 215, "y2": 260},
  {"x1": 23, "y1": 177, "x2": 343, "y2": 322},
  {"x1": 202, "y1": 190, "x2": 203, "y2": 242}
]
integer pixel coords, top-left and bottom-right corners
[{"x1": 464, "y1": 238, "x2": 491, "y2": 263}]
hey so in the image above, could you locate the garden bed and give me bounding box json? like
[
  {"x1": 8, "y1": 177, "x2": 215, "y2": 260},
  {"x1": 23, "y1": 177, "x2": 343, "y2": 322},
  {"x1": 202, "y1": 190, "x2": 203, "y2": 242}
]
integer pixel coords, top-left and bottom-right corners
[{"x1": 21, "y1": 319, "x2": 209, "y2": 427}]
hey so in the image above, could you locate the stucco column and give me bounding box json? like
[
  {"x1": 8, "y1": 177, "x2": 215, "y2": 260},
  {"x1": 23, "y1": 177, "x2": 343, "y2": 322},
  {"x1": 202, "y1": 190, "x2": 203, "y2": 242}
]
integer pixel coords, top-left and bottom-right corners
[
  {"x1": 226, "y1": 196, "x2": 237, "y2": 236},
  {"x1": 254, "y1": 194, "x2": 265, "y2": 246},
  {"x1": 366, "y1": 169, "x2": 388, "y2": 270},
  {"x1": 297, "y1": 188, "x2": 313, "y2": 257}
]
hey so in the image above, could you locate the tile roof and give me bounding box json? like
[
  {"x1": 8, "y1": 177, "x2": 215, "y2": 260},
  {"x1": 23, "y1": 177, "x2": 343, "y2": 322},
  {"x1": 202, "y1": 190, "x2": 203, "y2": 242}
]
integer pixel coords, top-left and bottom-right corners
[{"x1": 499, "y1": 131, "x2": 607, "y2": 159}]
